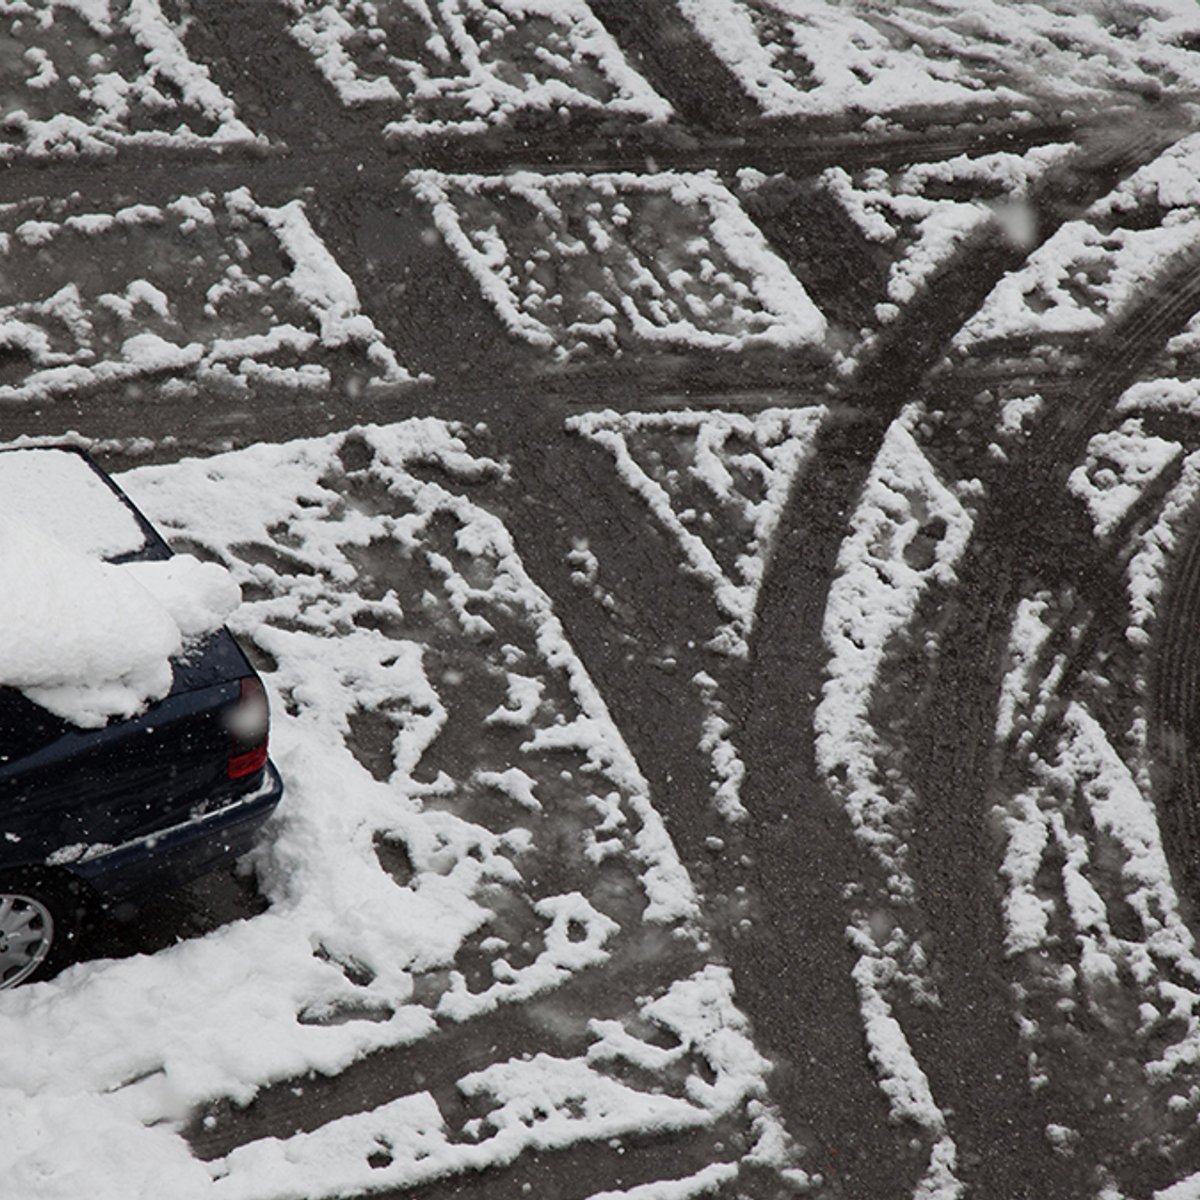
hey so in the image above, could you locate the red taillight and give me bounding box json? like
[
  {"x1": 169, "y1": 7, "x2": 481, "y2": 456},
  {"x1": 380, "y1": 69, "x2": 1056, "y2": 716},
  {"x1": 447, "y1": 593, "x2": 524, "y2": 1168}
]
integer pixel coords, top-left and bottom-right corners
[
  {"x1": 228, "y1": 742, "x2": 269, "y2": 779},
  {"x1": 226, "y1": 676, "x2": 270, "y2": 779}
]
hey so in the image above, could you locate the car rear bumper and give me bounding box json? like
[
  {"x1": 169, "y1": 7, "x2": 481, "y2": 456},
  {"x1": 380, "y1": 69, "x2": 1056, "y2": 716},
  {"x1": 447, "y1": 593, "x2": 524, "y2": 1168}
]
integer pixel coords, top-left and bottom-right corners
[{"x1": 69, "y1": 762, "x2": 284, "y2": 903}]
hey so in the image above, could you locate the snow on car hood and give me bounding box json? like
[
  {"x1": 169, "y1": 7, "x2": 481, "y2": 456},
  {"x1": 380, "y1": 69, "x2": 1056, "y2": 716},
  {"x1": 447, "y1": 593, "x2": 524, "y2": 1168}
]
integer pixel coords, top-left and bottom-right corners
[{"x1": 0, "y1": 477, "x2": 240, "y2": 728}]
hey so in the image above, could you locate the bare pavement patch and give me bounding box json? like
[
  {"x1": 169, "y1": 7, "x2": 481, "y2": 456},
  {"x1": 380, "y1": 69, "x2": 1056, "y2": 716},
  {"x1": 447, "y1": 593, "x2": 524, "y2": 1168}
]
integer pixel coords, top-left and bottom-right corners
[{"x1": 7, "y1": 3, "x2": 1200, "y2": 1200}]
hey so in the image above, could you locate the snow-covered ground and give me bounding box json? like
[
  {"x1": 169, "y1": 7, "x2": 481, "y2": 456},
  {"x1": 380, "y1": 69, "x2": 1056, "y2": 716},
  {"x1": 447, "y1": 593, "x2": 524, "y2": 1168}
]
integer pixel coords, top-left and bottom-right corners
[
  {"x1": 0, "y1": 425, "x2": 804, "y2": 1198},
  {"x1": 677, "y1": 0, "x2": 1200, "y2": 119},
  {"x1": 0, "y1": 190, "x2": 410, "y2": 407},
  {"x1": 4, "y1": 3, "x2": 1200, "y2": 1198},
  {"x1": 0, "y1": 0, "x2": 255, "y2": 158},
  {"x1": 282, "y1": 0, "x2": 671, "y2": 136},
  {"x1": 411, "y1": 171, "x2": 827, "y2": 357}
]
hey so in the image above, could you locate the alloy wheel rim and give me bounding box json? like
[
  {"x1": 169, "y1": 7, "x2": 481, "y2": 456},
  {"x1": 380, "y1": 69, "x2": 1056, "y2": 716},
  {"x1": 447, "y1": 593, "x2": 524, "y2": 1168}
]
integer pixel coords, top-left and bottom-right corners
[{"x1": 0, "y1": 894, "x2": 54, "y2": 989}]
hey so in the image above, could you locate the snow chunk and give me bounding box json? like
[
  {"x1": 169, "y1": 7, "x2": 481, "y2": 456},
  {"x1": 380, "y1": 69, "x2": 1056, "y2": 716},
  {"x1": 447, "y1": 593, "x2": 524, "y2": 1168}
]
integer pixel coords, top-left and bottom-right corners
[
  {"x1": 1118, "y1": 377, "x2": 1200, "y2": 418},
  {"x1": 211, "y1": 964, "x2": 767, "y2": 1198},
  {"x1": 2, "y1": 1090, "x2": 213, "y2": 1200},
  {"x1": 677, "y1": 0, "x2": 999, "y2": 117},
  {"x1": 0, "y1": 515, "x2": 177, "y2": 725},
  {"x1": 997, "y1": 786, "x2": 1055, "y2": 955},
  {"x1": 693, "y1": 671, "x2": 747, "y2": 822},
  {"x1": 848, "y1": 927, "x2": 962, "y2": 1195},
  {"x1": 583, "y1": 1164, "x2": 738, "y2": 1199},
  {"x1": 678, "y1": 0, "x2": 1200, "y2": 118},
  {"x1": 1064, "y1": 705, "x2": 1198, "y2": 962},
  {"x1": 123, "y1": 556, "x2": 242, "y2": 639},
  {"x1": 1126, "y1": 448, "x2": 1200, "y2": 645},
  {"x1": 437, "y1": 893, "x2": 619, "y2": 1021},
  {"x1": 995, "y1": 592, "x2": 1059, "y2": 746},
  {"x1": 1158, "y1": 1171, "x2": 1200, "y2": 1200},
  {"x1": 0, "y1": 0, "x2": 257, "y2": 162},
  {"x1": 1097, "y1": 132, "x2": 1200, "y2": 217},
  {"x1": 1067, "y1": 422, "x2": 1181, "y2": 539},
  {"x1": 0, "y1": 190, "x2": 414, "y2": 406},
  {"x1": 475, "y1": 766, "x2": 542, "y2": 811},
  {"x1": 957, "y1": 216, "x2": 1200, "y2": 348},
  {"x1": 283, "y1": 0, "x2": 670, "y2": 136}
]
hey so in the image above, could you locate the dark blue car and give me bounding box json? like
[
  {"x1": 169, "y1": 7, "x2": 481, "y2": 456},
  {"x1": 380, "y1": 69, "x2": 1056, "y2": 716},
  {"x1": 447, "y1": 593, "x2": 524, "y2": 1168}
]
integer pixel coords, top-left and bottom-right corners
[{"x1": 0, "y1": 448, "x2": 282, "y2": 988}]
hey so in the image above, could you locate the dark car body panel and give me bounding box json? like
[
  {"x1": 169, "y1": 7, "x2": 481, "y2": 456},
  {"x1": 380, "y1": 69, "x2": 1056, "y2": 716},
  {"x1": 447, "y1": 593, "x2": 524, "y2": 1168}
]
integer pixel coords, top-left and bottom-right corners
[
  {"x1": 70, "y1": 763, "x2": 283, "y2": 902},
  {"x1": 0, "y1": 446, "x2": 282, "y2": 902}
]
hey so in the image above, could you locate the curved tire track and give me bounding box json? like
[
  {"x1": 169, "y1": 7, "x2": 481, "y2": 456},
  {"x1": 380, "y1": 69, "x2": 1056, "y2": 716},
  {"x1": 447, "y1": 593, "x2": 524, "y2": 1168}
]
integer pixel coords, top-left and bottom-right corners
[
  {"x1": 4, "y1": 11, "x2": 1197, "y2": 1196},
  {"x1": 1151, "y1": 489, "x2": 1200, "y2": 903},
  {"x1": 493, "y1": 118, "x2": 1188, "y2": 1199},
  {"x1": 896, "y1": 231, "x2": 1200, "y2": 1197}
]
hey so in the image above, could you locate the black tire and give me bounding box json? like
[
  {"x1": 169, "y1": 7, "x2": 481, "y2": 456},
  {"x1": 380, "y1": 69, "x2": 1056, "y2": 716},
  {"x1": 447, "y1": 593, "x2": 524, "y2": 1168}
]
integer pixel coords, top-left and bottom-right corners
[{"x1": 0, "y1": 871, "x2": 86, "y2": 989}]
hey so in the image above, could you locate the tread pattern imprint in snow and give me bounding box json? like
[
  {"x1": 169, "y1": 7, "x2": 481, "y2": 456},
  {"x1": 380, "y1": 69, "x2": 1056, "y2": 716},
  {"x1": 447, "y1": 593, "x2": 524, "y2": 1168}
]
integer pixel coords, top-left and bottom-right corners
[{"x1": 6, "y1": 3, "x2": 1200, "y2": 1200}]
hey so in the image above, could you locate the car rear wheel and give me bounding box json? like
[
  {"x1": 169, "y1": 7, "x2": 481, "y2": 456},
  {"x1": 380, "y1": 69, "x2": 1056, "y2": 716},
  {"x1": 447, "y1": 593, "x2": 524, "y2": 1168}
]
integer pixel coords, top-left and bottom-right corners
[{"x1": 0, "y1": 874, "x2": 82, "y2": 989}]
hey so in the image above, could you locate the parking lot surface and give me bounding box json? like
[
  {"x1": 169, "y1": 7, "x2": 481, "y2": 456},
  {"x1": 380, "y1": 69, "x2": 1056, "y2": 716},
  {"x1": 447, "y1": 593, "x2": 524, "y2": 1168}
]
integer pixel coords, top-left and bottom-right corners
[{"x1": 6, "y1": 4, "x2": 1200, "y2": 1199}]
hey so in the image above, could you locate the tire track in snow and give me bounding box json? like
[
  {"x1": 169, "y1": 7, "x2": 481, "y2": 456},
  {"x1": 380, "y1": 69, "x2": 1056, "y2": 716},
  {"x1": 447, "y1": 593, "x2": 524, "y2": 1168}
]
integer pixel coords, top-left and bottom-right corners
[
  {"x1": 585, "y1": 0, "x2": 759, "y2": 133},
  {"x1": 484, "y1": 120, "x2": 1184, "y2": 1200},
  {"x1": 369, "y1": 1130, "x2": 740, "y2": 1200},
  {"x1": 187, "y1": 932, "x2": 705, "y2": 1161},
  {"x1": 1151, "y1": 485, "x2": 1200, "y2": 904},
  {"x1": 728, "y1": 124, "x2": 1182, "y2": 1199},
  {"x1": 892, "y1": 220, "x2": 1200, "y2": 1197},
  {"x1": 991, "y1": 444, "x2": 1186, "y2": 766},
  {"x1": 0, "y1": 17, "x2": 1193, "y2": 1199}
]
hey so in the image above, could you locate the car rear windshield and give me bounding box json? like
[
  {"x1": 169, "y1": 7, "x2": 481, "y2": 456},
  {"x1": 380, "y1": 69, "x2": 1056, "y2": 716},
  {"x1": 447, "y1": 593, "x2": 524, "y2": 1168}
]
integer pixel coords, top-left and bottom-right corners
[{"x1": 0, "y1": 447, "x2": 147, "y2": 561}]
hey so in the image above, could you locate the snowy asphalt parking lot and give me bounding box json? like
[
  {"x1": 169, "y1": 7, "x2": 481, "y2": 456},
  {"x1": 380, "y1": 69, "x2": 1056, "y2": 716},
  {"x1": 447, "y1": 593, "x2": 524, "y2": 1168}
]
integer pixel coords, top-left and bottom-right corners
[{"x1": 7, "y1": 2, "x2": 1200, "y2": 1199}]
